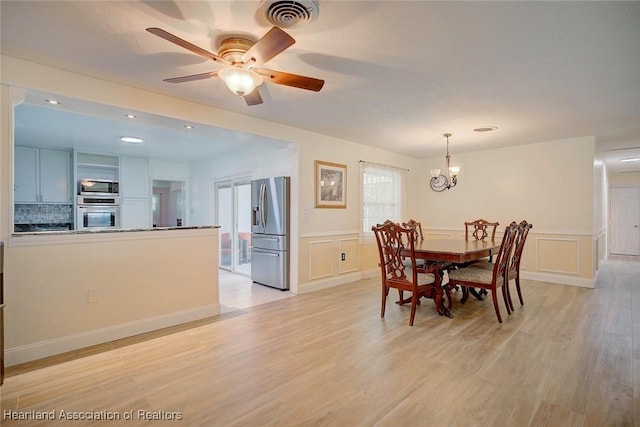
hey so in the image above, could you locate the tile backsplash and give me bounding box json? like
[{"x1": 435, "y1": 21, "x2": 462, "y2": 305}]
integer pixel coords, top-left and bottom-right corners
[{"x1": 15, "y1": 204, "x2": 73, "y2": 224}]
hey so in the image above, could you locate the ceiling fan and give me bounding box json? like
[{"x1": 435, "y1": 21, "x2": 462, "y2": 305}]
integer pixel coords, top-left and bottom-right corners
[{"x1": 146, "y1": 26, "x2": 324, "y2": 106}]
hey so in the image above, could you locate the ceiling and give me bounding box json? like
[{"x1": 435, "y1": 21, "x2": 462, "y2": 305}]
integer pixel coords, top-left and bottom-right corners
[{"x1": 1, "y1": 1, "x2": 640, "y2": 172}]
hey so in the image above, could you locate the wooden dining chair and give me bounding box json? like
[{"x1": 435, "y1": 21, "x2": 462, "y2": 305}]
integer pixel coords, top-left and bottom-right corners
[
  {"x1": 447, "y1": 222, "x2": 518, "y2": 323},
  {"x1": 504, "y1": 220, "x2": 532, "y2": 310},
  {"x1": 460, "y1": 218, "x2": 500, "y2": 297},
  {"x1": 465, "y1": 218, "x2": 499, "y2": 242},
  {"x1": 372, "y1": 221, "x2": 443, "y2": 326},
  {"x1": 468, "y1": 220, "x2": 533, "y2": 311}
]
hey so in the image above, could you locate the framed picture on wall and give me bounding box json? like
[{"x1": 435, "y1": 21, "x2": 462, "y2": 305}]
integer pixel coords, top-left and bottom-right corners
[{"x1": 315, "y1": 160, "x2": 347, "y2": 208}]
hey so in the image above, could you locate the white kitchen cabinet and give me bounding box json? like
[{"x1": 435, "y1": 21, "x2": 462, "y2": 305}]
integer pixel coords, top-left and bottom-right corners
[
  {"x1": 15, "y1": 147, "x2": 71, "y2": 203},
  {"x1": 14, "y1": 147, "x2": 39, "y2": 202},
  {"x1": 40, "y1": 149, "x2": 72, "y2": 203},
  {"x1": 120, "y1": 157, "x2": 149, "y2": 228},
  {"x1": 120, "y1": 198, "x2": 150, "y2": 229},
  {"x1": 120, "y1": 157, "x2": 149, "y2": 198},
  {"x1": 75, "y1": 152, "x2": 119, "y2": 183}
]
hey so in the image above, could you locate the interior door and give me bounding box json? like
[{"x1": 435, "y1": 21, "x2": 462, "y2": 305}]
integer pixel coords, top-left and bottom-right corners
[
  {"x1": 610, "y1": 187, "x2": 640, "y2": 255},
  {"x1": 216, "y1": 179, "x2": 252, "y2": 275}
]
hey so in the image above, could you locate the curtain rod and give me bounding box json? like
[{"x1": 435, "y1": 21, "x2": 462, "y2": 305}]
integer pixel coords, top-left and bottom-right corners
[{"x1": 359, "y1": 160, "x2": 410, "y2": 172}]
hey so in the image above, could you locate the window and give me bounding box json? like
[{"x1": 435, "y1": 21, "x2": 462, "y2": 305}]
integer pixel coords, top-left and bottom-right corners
[{"x1": 359, "y1": 162, "x2": 406, "y2": 242}]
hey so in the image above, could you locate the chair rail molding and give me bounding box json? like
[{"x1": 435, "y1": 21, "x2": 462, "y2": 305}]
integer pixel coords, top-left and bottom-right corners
[{"x1": 300, "y1": 229, "x2": 359, "y2": 238}]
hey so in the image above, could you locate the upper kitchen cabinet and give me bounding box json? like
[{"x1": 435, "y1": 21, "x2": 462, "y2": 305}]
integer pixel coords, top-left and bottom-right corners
[
  {"x1": 14, "y1": 147, "x2": 38, "y2": 202},
  {"x1": 120, "y1": 157, "x2": 150, "y2": 228},
  {"x1": 75, "y1": 152, "x2": 119, "y2": 184},
  {"x1": 15, "y1": 146, "x2": 72, "y2": 203},
  {"x1": 120, "y1": 157, "x2": 149, "y2": 198}
]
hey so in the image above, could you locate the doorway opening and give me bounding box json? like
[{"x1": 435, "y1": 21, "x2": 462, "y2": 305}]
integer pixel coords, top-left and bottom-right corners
[
  {"x1": 215, "y1": 178, "x2": 252, "y2": 276},
  {"x1": 152, "y1": 180, "x2": 185, "y2": 228},
  {"x1": 610, "y1": 187, "x2": 640, "y2": 256}
]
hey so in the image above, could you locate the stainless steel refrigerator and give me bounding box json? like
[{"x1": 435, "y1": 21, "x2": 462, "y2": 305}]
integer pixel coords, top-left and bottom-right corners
[{"x1": 251, "y1": 177, "x2": 290, "y2": 290}]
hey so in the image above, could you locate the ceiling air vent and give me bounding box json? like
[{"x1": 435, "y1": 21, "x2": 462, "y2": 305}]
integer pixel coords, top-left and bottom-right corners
[{"x1": 259, "y1": 0, "x2": 319, "y2": 28}]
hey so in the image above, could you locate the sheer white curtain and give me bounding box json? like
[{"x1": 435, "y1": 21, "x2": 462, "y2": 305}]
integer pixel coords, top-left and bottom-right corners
[{"x1": 359, "y1": 161, "x2": 407, "y2": 243}]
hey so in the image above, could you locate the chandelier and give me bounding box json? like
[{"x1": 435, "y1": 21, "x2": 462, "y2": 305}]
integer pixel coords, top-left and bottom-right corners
[{"x1": 429, "y1": 133, "x2": 460, "y2": 192}]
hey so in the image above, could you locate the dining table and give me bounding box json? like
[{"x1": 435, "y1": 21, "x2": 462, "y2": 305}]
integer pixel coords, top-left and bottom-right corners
[{"x1": 409, "y1": 238, "x2": 501, "y2": 317}]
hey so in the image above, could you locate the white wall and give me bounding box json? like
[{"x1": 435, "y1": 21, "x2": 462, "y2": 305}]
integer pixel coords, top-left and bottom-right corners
[
  {"x1": 189, "y1": 145, "x2": 294, "y2": 226},
  {"x1": 609, "y1": 171, "x2": 640, "y2": 187},
  {"x1": 419, "y1": 137, "x2": 596, "y2": 234},
  {"x1": 148, "y1": 158, "x2": 189, "y2": 181},
  {"x1": 297, "y1": 139, "x2": 424, "y2": 236},
  {"x1": 4, "y1": 229, "x2": 219, "y2": 365}
]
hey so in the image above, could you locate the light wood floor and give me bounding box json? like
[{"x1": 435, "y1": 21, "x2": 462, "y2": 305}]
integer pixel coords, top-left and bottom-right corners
[
  {"x1": 1, "y1": 257, "x2": 638, "y2": 426},
  {"x1": 218, "y1": 270, "x2": 293, "y2": 314}
]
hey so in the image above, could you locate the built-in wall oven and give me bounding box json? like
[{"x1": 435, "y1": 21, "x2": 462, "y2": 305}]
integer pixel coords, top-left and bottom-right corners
[{"x1": 77, "y1": 195, "x2": 120, "y2": 231}]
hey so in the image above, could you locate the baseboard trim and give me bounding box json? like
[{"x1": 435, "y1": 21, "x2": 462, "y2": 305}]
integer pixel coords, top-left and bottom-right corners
[
  {"x1": 520, "y1": 271, "x2": 594, "y2": 288},
  {"x1": 5, "y1": 304, "x2": 221, "y2": 366},
  {"x1": 297, "y1": 268, "x2": 594, "y2": 296},
  {"x1": 298, "y1": 271, "x2": 367, "y2": 294}
]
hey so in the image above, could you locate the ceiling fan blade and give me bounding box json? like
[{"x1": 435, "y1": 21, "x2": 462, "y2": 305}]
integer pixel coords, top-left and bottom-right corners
[
  {"x1": 258, "y1": 69, "x2": 325, "y2": 92},
  {"x1": 163, "y1": 71, "x2": 219, "y2": 83},
  {"x1": 242, "y1": 27, "x2": 295, "y2": 67},
  {"x1": 146, "y1": 27, "x2": 230, "y2": 66},
  {"x1": 244, "y1": 89, "x2": 263, "y2": 106}
]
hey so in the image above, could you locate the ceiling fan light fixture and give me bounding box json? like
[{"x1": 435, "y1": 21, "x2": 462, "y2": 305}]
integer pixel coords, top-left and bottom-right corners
[{"x1": 218, "y1": 67, "x2": 263, "y2": 96}]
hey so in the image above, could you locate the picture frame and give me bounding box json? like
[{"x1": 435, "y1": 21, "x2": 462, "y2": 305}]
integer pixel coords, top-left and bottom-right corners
[{"x1": 315, "y1": 160, "x2": 347, "y2": 209}]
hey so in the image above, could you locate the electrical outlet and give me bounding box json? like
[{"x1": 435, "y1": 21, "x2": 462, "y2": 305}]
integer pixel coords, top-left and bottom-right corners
[
  {"x1": 87, "y1": 288, "x2": 101, "y2": 303},
  {"x1": 341, "y1": 253, "x2": 346, "y2": 261}
]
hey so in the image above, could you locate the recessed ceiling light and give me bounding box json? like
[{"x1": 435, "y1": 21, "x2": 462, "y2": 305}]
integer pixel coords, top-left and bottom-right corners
[
  {"x1": 120, "y1": 136, "x2": 144, "y2": 143},
  {"x1": 473, "y1": 126, "x2": 498, "y2": 132},
  {"x1": 45, "y1": 99, "x2": 61, "y2": 105},
  {"x1": 621, "y1": 158, "x2": 640, "y2": 163},
  {"x1": 125, "y1": 114, "x2": 136, "y2": 119},
  {"x1": 184, "y1": 125, "x2": 194, "y2": 129}
]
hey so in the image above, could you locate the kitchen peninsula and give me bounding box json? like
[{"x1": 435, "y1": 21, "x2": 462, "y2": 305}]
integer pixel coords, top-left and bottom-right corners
[{"x1": 4, "y1": 225, "x2": 220, "y2": 367}]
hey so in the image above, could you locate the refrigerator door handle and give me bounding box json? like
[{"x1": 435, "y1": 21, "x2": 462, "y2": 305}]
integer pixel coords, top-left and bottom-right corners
[
  {"x1": 261, "y1": 182, "x2": 268, "y2": 228},
  {"x1": 258, "y1": 182, "x2": 264, "y2": 228},
  {"x1": 257, "y1": 251, "x2": 279, "y2": 257}
]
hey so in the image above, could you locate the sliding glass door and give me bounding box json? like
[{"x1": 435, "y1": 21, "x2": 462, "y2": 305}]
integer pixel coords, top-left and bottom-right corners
[{"x1": 216, "y1": 179, "x2": 252, "y2": 275}]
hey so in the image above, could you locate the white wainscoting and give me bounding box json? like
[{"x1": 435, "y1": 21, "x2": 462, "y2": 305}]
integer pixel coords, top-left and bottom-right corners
[
  {"x1": 308, "y1": 239, "x2": 333, "y2": 280},
  {"x1": 338, "y1": 237, "x2": 359, "y2": 274},
  {"x1": 535, "y1": 237, "x2": 580, "y2": 275}
]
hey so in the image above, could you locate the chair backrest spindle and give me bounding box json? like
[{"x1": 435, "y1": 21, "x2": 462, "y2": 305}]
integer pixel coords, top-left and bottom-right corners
[
  {"x1": 509, "y1": 220, "x2": 533, "y2": 276},
  {"x1": 493, "y1": 221, "x2": 519, "y2": 282},
  {"x1": 402, "y1": 219, "x2": 424, "y2": 242}
]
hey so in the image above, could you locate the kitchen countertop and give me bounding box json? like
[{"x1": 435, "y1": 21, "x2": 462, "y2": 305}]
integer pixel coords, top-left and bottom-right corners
[{"x1": 13, "y1": 225, "x2": 220, "y2": 236}]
